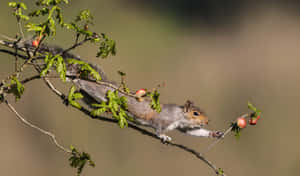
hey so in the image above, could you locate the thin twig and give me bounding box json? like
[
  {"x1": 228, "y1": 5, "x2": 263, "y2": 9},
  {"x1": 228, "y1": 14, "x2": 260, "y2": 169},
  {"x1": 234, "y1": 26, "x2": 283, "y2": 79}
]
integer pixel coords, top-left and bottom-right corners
[
  {"x1": 95, "y1": 80, "x2": 137, "y2": 98},
  {"x1": 44, "y1": 78, "x2": 64, "y2": 97},
  {"x1": 33, "y1": 63, "x2": 65, "y2": 98},
  {"x1": 20, "y1": 75, "x2": 62, "y2": 85},
  {"x1": 0, "y1": 49, "x2": 28, "y2": 60},
  {"x1": 5, "y1": 100, "x2": 71, "y2": 153},
  {"x1": 62, "y1": 37, "x2": 91, "y2": 55},
  {"x1": 202, "y1": 126, "x2": 233, "y2": 155},
  {"x1": 0, "y1": 34, "x2": 16, "y2": 41},
  {"x1": 202, "y1": 113, "x2": 249, "y2": 154},
  {"x1": 20, "y1": 75, "x2": 41, "y2": 84},
  {"x1": 13, "y1": 38, "x2": 21, "y2": 72},
  {"x1": 75, "y1": 33, "x2": 80, "y2": 44},
  {"x1": 17, "y1": 20, "x2": 25, "y2": 40},
  {"x1": 15, "y1": 49, "x2": 18, "y2": 71},
  {"x1": 0, "y1": 47, "x2": 38, "y2": 86}
]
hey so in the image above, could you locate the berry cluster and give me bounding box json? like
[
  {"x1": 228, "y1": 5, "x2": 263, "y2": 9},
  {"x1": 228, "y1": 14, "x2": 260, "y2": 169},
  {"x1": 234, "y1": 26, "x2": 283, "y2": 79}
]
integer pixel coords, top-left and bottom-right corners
[{"x1": 237, "y1": 114, "x2": 261, "y2": 128}]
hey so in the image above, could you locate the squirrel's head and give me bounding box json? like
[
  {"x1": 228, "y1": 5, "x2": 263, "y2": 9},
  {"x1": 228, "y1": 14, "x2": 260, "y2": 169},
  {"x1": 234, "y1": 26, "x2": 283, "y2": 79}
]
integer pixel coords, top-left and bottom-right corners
[{"x1": 183, "y1": 100, "x2": 208, "y2": 127}]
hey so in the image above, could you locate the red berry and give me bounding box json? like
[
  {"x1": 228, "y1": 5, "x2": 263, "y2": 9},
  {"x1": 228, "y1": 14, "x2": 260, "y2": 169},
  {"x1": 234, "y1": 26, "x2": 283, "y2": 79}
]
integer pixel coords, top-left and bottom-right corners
[
  {"x1": 32, "y1": 40, "x2": 39, "y2": 47},
  {"x1": 237, "y1": 117, "x2": 247, "y2": 128},
  {"x1": 249, "y1": 115, "x2": 260, "y2": 125},
  {"x1": 249, "y1": 118, "x2": 257, "y2": 125},
  {"x1": 135, "y1": 89, "x2": 146, "y2": 97}
]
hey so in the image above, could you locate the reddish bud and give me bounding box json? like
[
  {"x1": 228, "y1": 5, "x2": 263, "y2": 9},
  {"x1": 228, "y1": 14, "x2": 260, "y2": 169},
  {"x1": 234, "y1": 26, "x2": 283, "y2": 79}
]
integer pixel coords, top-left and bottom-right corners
[
  {"x1": 237, "y1": 117, "x2": 247, "y2": 128},
  {"x1": 84, "y1": 24, "x2": 89, "y2": 30},
  {"x1": 249, "y1": 115, "x2": 260, "y2": 125},
  {"x1": 249, "y1": 118, "x2": 257, "y2": 125},
  {"x1": 32, "y1": 40, "x2": 39, "y2": 47},
  {"x1": 135, "y1": 89, "x2": 146, "y2": 97}
]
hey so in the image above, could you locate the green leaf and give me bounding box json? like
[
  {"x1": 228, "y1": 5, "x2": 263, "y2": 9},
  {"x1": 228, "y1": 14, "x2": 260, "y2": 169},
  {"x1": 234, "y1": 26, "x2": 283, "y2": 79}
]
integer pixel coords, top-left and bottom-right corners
[
  {"x1": 36, "y1": 0, "x2": 68, "y2": 6},
  {"x1": 91, "y1": 106, "x2": 107, "y2": 117},
  {"x1": 28, "y1": 3, "x2": 65, "y2": 36},
  {"x1": 69, "y1": 101, "x2": 82, "y2": 109},
  {"x1": 73, "y1": 92, "x2": 84, "y2": 100},
  {"x1": 40, "y1": 54, "x2": 67, "y2": 82},
  {"x1": 48, "y1": 17, "x2": 56, "y2": 35},
  {"x1": 91, "y1": 102, "x2": 106, "y2": 108},
  {"x1": 20, "y1": 14, "x2": 30, "y2": 20},
  {"x1": 247, "y1": 101, "x2": 256, "y2": 112},
  {"x1": 248, "y1": 101, "x2": 262, "y2": 119},
  {"x1": 55, "y1": 55, "x2": 66, "y2": 82},
  {"x1": 40, "y1": 53, "x2": 55, "y2": 77},
  {"x1": 0, "y1": 94, "x2": 4, "y2": 102},
  {"x1": 149, "y1": 90, "x2": 161, "y2": 113},
  {"x1": 8, "y1": 2, "x2": 17, "y2": 8},
  {"x1": 55, "y1": 7, "x2": 64, "y2": 25},
  {"x1": 8, "y1": 77, "x2": 25, "y2": 101},
  {"x1": 91, "y1": 90, "x2": 132, "y2": 127},
  {"x1": 69, "y1": 145, "x2": 95, "y2": 176},
  {"x1": 68, "y1": 85, "x2": 76, "y2": 100},
  {"x1": 48, "y1": 6, "x2": 57, "y2": 20},
  {"x1": 75, "y1": 9, "x2": 94, "y2": 24},
  {"x1": 118, "y1": 116, "x2": 126, "y2": 128},
  {"x1": 231, "y1": 122, "x2": 241, "y2": 139},
  {"x1": 29, "y1": 7, "x2": 50, "y2": 17},
  {"x1": 118, "y1": 71, "x2": 126, "y2": 76},
  {"x1": 9, "y1": 2, "x2": 29, "y2": 21},
  {"x1": 68, "y1": 86, "x2": 83, "y2": 109},
  {"x1": 217, "y1": 168, "x2": 224, "y2": 175},
  {"x1": 19, "y1": 2, "x2": 27, "y2": 10},
  {"x1": 67, "y1": 59, "x2": 102, "y2": 81},
  {"x1": 26, "y1": 23, "x2": 43, "y2": 32},
  {"x1": 120, "y1": 96, "x2": 128, "y2": 109},
  {"x1": 8, "y1": 2, "x2": 27, "y2": 9},
  {"x1": 96, "y1": 33, "x2": 117, "y2": 58},
  {"x1": 91, "y1": 37, "x2": 100, "y2": 43}
]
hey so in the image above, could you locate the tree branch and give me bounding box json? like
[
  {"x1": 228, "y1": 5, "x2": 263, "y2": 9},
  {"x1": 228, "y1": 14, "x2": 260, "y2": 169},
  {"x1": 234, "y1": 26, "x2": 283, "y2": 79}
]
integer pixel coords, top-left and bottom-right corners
[
  {"x1": 0, "y1": 48, "x2": 28, "y2": 60},
  {"x1": 5, "y1": 99, "x2": 71, "y2": 153},
  {"x1": 62, "y1": 37, "x2": 91, "y2": 55}
]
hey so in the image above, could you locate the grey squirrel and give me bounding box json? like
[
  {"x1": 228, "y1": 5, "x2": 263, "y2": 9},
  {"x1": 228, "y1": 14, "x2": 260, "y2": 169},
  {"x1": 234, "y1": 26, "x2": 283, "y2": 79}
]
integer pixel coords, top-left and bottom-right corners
[
  {"x1": 75, "y1": 79, "x2": 223, "y2": 141},
  {"x1": 17, "y1": 39, "x2": 224, "y2": 142}
]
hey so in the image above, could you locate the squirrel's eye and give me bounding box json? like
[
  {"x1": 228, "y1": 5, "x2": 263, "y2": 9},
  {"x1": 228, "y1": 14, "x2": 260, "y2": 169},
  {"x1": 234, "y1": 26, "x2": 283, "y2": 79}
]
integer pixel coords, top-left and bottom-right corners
[{"x1": 193, "y1": 111, "x2": 200, "y2": 116}]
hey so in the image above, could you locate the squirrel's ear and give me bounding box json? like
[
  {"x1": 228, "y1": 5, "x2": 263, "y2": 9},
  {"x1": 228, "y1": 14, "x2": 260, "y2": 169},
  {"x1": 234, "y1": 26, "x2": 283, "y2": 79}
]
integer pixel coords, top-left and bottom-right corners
[{"x1": 184, "y1": 100, "x2": 193, "y2": 113}]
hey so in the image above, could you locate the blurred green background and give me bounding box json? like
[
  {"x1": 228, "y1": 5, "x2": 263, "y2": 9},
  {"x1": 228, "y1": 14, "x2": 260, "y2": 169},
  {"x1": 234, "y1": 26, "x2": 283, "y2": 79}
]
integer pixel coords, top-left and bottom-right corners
[{"x1": 1, "y1": 0, "x2": 300, "y2": 175}]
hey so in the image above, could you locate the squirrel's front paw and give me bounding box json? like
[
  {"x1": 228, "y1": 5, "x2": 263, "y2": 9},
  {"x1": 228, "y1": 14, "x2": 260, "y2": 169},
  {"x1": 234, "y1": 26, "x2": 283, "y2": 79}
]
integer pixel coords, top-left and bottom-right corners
[
  {"x1": 211, "y1": 131, "x2": 224, "y2": 139},
  {"x1": 158, "y1": 134, "x2": 172, "y2": 143}
]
